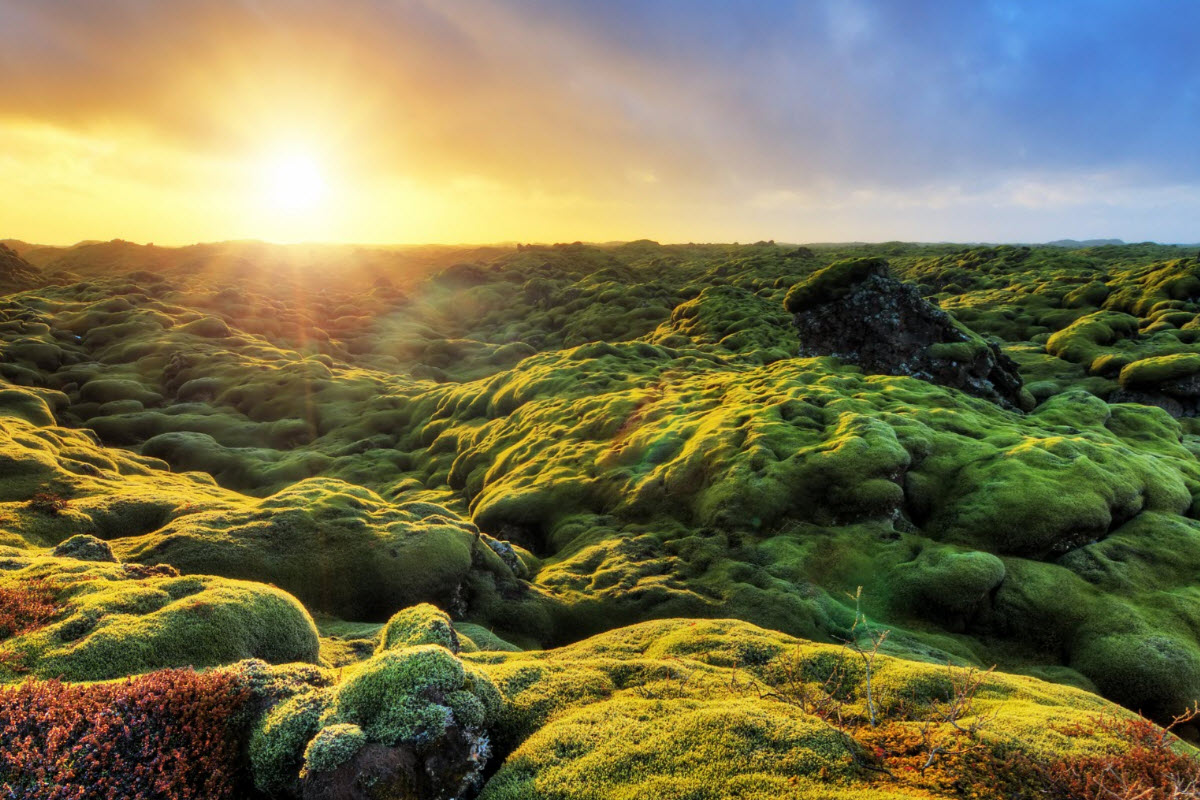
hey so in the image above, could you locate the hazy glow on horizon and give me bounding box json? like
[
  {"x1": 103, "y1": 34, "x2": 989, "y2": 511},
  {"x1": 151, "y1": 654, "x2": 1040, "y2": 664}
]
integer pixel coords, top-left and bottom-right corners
[{"x1": 0, "y1": 1, "x2": 1198, "y2": 246}]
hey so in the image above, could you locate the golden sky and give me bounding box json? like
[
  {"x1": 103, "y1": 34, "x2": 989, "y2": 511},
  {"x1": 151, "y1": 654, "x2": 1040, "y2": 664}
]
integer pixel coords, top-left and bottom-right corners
[{"x1": 1, "y1": 1, "x2": 1197, "y2": 245}]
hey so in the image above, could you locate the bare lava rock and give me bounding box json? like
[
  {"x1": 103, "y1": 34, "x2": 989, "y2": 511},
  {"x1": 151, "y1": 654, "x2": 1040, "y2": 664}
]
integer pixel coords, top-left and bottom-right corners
[
  {"x1": 300, "y1": 730, "x2": 489, "y2": 800},
  {"x1": 785, "y1": 257, "x2": 1026, "y2": 409},
  {"x1": 1109, "y1": 380, "x2": 1200, "y2": 418}
]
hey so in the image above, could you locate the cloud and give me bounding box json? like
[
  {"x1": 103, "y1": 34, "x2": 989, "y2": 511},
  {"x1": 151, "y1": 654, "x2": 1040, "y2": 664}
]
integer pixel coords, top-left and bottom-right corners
[{"x1": 0, "y1": 0, "x2": 1197, "y2": 243}]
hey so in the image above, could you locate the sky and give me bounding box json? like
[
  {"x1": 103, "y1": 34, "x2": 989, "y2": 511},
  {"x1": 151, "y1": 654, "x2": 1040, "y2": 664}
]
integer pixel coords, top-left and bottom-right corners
[{"x1": 1, "y1": 0, "x2": 1198, "y2": 245}]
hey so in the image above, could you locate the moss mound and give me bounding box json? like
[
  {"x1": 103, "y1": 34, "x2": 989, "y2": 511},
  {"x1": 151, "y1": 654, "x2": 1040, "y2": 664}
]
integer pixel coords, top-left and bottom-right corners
[
  {"x1": 1119, "y1": 352, "x2": 1200, "y2": 389},
  {"x1": 470, "y1": 618, "x2": 1155, "y2": 799},
  {"x1": 113, "y1": 480, "x2": 521, "y2": 621},
  {"x1": 302, "y1": 722, "x2": 366, "y2": 775},
  {"x1": 378, "y1": 602, "x2": 461, "y2": 654},
  {"x1": 249, "y1": 635, "x2": 501, "y2": 795},
  {"x1": 0, "y1": 554, "x2": 319, "y2": 681}
]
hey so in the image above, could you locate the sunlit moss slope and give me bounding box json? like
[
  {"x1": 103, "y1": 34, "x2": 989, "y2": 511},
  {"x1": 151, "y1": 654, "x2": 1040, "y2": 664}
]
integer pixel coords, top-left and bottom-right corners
[
  {"x1": 0, "y1": 551, "x2": 319, "y2": 681},
  {"x1": 473, "y1": 617, "x2": 1147, "y2": 799},
  {"x1": 238, "y1": 612, "x2": 1167, "y2": 799}
]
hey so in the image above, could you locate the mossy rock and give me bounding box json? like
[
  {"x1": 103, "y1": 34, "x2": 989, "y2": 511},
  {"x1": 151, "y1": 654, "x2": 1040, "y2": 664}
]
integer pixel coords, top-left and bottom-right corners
[
  {"x1": 250, "y1": 688, "x2": 330, "y2": 794},
  {"x1": 331, "y1": 645, "x2": 501, "y2": 744},
  {"x1": 78, "y1": 378, "x2": 162, "y2": 407},
  {"x1": 0, "y1": 388, "x2": 57, "y2": 426},
  {"x1": 891, "y1": 546, "x2": 1005, "y2": 619},
  {"x1": 1071, "y1": 630, "x2": 1200, "y2": 722},
  {"x1": 0, "y1": 555, "x2": 320, "y2": 681},
  {"x1": 51, "y1": 533, "x2": 117, "y2": 563},
  {"x1": 113, "y1": 479, "x2": 518, "y2": 620},
  {"x1": 303, "y1": 722, "x2": 367, "y2": 775},
  {"x1": 179, "y1": 316, "x2": 231, "y2": 338},
  {"x1": 783, "y1": 257, "x2": 888, "y2": 313},
  {"x1": 1119, "y1": 353, "x2": 1200, "y2": 389},
  {"x1": 249, "y1": 639, "x2": 501, "y2": 794},
  {"x1": 377, "y1": 603, "x2": 460, "y2": 654}
]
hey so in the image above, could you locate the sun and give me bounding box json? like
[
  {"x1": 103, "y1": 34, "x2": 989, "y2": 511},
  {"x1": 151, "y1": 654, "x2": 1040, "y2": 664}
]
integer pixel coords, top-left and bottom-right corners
[{"x1": 258, "y1": 148, "x2": 327, "y2": 213}]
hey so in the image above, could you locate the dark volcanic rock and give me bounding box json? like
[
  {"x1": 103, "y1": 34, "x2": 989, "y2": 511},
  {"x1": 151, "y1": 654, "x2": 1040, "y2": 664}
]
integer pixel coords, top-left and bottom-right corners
[
  {"x1": 1109, "y1": 385, "x2": 1196, "y2": 418},
  {"x1": 785, "y1": 257, "x2": 1026, "y2": 408},
  {"x1": 1111, "y1": 355, "x2": 1200, "y2": 417},
  {"x1": 300, "y1": 729, "x2": 490, "y2": 800},
  {"x1": 0, "y1": 244, "x2": 41, "y2": 292}
]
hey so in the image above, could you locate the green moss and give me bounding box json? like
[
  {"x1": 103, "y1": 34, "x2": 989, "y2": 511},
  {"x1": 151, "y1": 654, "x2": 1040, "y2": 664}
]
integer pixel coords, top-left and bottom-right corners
[
  {"x1": 179, "y1": 316, "x2": 231, "y2": 338},
  {"x1": 331, "y1": 645, "x2": 478, "y2": 744},
  {"x1": 455, "y1": 622, "x2": 523, "y2": 653},
  {"x1": 1045, "y1": 311, "x2": 1141, "y2": 371},
  {"x1": 649, "y1": 285, "x2": 796, "y2": 363},
  {"x1": 245, "y1": 636, "x2": 501, "y2": 790},
  {"x1": 928, "y1": 340, "x2": 986, "y2": 362},
  {"x1": 0, "y1": 388, "x2": 57, "y2": 426},
  {"x1": 891, "y1": 546, "x2": 1006, "y2": 617},
  {"x1": 1063, "y1": 280, "x2": 1110, "y2": 309},
  {"x1": 1071, "y1": 632, "x2": 1200, "y2": 722},
  {"x1": 783, "y1": 257, "x2": 888, "y2": 313},
  {"x1": 378, "y1": 603, "x2": 460, "y2": 654},
  {"x1": 480, "y1": 698, "x2": 856, "y2": 800},
  {"x1": 302, "y1": 723, "x2": 366, "y2": 775},
  {"x1": 78, "y1": 378, "x2": 162, "y2": 407},
  {"x1": 250, "y1": 690, "x2": 329, "y2": 794},
  {"x1": 10, "y1": 240, "x2": 1200, "y2": 744},
  {"x1": 468, "y1": 618, "x2": 1140, "y2": 799},
  {"x1": 0, "y1": 555, "x2": 320, "y2": 681},
  {"x1": 1119, "y1": 352, "x2": 1200, "y2": 389},
  {"x1": 112, "y1": 480, "x2": 518, "y2": 620}
]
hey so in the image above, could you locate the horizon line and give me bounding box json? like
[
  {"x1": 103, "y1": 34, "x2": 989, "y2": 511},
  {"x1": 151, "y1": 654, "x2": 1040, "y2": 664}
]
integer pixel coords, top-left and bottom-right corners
[{"x1": 7, "y1": 236, "x2": 1195, "y2": 251}]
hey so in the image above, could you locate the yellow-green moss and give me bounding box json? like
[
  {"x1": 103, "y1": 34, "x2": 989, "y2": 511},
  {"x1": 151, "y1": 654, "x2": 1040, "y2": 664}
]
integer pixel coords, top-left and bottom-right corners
[
  {"x1": 0, "y1": 555, "x2": 319, "y2": 681},
  {"x1": 469, "y1": 618, "x2": 1146, "y2": 799},
  {"x1": 378, "y1": 603, "x2": 460, "y2": 653},
  {"x1": 783, "y1": 257, "x2": 889, "y2": 313}
]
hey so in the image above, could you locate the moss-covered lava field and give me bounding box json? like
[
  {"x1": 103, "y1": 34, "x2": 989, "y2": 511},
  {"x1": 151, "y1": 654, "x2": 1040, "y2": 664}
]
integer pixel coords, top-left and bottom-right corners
[{"x1": 3, "y1": 237, "x2": 1200, "y2": 798}]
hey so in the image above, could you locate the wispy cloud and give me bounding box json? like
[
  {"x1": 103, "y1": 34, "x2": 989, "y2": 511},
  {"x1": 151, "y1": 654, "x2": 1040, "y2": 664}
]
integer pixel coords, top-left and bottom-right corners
[{"x1": 0, "y1": 0, "x2": 1197, "y2": 243}]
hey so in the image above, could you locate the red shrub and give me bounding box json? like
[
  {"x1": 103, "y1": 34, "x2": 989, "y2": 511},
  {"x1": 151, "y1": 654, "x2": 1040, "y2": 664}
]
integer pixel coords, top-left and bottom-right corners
[
  {"x1": 26, "y1": 493, "x2": 69, "y2": 516},
  {"x1": 1045, "y1": 709, "x2": 1200, "y2": 800},
  {"x1": 0, "y1": 578, "x2": 62, "y2": 640},
  {"x1": 0, "y1": 669, "x2": 251, "y2": 799}
]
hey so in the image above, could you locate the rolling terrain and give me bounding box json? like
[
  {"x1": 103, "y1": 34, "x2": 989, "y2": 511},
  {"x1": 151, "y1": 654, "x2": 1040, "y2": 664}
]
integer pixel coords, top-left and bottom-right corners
[{"x1": 3, "y1": 237, "x2": 1200, "y2": 798}]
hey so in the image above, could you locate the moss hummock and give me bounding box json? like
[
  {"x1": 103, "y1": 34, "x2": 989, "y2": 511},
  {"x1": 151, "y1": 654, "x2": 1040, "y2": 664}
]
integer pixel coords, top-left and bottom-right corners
[
  {"x1": 470, "y1": 618, "x2": 1153, "y2": 799},
  {"x1": 0, "y1": 554, "x2": 319, "y2": 681}
]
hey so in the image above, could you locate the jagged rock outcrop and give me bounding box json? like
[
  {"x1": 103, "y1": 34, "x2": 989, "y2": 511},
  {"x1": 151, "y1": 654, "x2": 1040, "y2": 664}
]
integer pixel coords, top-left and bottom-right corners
[
  {"x1": 785, "y1": 257, "x2": 1027, "y2": 409},
  {"x1": 0, "y1": 243, "x2": 41, "y2": 292}
]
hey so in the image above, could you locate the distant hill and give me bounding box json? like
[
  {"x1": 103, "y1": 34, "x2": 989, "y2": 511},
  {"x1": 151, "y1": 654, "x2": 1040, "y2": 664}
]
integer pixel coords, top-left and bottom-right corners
[
  {"x1": 7, "y1": 238, "x2": 515, "y2": 292},
  {"x1": 1043, "y1": 238, "x2": 1126, "y2": 248},
  {"x1": 0, "y1": 243, "x2": 42, "y2": 291}
]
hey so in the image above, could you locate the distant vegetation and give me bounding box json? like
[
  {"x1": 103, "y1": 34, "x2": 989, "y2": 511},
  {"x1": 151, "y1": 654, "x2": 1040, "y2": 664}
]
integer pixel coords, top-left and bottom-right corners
[{"x1": 2, "y1": 237, "x2": 1200, "y2": 796}]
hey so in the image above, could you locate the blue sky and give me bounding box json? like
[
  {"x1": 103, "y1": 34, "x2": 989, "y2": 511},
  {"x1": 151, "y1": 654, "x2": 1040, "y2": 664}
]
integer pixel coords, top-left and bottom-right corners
[{"x1": 0, "y1": 0, "x2": 1198, "y2": 243}]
